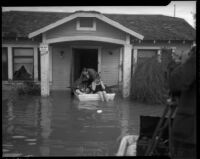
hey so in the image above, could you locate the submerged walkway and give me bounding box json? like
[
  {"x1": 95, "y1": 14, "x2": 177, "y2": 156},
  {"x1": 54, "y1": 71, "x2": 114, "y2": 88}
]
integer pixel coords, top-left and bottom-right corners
[{"x1": 2, "y1": 90, "x2": 165, "y2": 156}]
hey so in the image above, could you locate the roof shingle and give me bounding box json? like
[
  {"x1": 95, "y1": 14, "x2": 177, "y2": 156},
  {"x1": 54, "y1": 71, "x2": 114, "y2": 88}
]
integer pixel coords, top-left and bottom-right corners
[{"x1": 2, "y1": 11, "x2": 196, "y2": 40}]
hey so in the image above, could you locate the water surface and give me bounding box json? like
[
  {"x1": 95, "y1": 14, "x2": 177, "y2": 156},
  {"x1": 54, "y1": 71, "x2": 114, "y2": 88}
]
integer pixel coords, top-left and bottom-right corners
[{"x1": 2, "y1": 90, "x2": 164, "y2": 157}]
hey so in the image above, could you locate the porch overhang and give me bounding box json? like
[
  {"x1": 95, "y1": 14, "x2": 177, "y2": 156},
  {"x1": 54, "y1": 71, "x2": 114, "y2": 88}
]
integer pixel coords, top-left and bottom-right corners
[{"x1": 44, "y1": 36, "x2": 127, "y2": 45}]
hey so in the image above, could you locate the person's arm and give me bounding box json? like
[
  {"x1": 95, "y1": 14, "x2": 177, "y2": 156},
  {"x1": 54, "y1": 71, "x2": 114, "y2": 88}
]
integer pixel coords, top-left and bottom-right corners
[
  {"x1": 169, "y1": 51, "x2": 196, "y2": 92},
  {"x1": 100, "y1": 81, "x2": 106, "y2": 90},
  {"x1": 91, "y1": 82, "x2": 96, "y2": 91}
]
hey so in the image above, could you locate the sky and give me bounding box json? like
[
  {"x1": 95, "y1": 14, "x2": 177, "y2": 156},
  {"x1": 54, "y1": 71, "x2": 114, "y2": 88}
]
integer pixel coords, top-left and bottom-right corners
[{"x1": 2, "y1": 1, "x2": 196, "y2": 28}]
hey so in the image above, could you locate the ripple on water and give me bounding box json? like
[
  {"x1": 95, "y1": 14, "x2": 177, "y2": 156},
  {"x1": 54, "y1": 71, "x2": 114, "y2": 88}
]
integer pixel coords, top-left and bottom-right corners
[
  {"x1": 24, "y1": 155, "x2": 33, "y2": 157},
  {"x1": 3, "y1": 149, "x2": 10, "y2": 152},
  {"x1": 12, "y1": 135, "x2": 26, "y2": 139},
  {"x1": 28, "y1": 142, "x2": 37, "y2": 145},
  {"x1": 3, "y1": 144, "x2": 14, "y2": 147},
  {"x1": 3, "y1": 153, "x2": 22, "y2": 157},
  {"x1": 25, "y1": 139, "x2": 37, "y2": 142}
]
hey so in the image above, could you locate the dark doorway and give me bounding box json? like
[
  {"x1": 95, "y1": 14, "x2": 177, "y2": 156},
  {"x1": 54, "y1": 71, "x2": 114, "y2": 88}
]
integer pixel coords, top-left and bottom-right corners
[{"x1": 73, "y1": 48, "x2": 98, "y2": 81}]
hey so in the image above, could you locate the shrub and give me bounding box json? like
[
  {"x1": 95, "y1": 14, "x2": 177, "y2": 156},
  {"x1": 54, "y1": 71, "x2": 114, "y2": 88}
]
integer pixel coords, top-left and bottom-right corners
[
  {"x1": 17, "y1": 81, "x2": 40, "y2": 96},
  {"x1": 131, "y1": 57, "x2": 169, "y2": 105}
]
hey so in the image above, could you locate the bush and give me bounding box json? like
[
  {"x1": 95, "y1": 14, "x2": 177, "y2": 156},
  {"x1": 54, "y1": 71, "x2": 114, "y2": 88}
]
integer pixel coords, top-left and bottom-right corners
[
  {"x1": 17, "y1": 81, "x2": 41, "y2": 96},
  {"x1": 131, "y1": 57, "x2": 169, "y2": 105}
]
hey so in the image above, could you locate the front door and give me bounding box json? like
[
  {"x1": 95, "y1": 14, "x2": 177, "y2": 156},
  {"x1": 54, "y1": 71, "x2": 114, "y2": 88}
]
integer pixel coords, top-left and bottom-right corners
[{"x1": 72, "y1": 48, "x2": 98, "y2": 82}]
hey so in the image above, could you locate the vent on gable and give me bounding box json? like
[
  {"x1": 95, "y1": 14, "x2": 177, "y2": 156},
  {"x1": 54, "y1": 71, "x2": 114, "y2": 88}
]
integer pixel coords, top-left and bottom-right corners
[{"x1": 76, "y1": 17, "x2": 96, "y2": 31}]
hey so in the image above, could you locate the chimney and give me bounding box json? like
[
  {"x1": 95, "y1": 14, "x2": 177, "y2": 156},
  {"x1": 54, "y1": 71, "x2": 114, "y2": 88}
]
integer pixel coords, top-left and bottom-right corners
[{"x1": 174, "y1": 4, "x2": 176, "y2": 17}]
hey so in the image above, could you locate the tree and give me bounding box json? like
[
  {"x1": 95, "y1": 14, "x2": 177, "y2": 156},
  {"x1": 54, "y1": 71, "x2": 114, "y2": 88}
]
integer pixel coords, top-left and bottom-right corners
[{"x1": 191, "y1": 12, "x2": 196, "y2": 28}]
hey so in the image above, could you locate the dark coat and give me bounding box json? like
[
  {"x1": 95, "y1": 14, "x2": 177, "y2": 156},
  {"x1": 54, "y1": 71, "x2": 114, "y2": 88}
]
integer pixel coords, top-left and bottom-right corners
[
  {"x1": 86, "y1": 68, "x2": 98, "y2": 84},
  {"x1": 169, "y1": 47, "x2": 196, "y2": 144},
  {"x1": 167, "y1": 60, "x2": 182, "y2": 98}
]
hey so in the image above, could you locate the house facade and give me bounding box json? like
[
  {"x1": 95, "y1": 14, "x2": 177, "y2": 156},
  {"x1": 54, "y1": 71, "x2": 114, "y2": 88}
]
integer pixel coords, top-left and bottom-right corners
[{"x1": 2, "y1": 11, "x2": 196, "y2": 97}]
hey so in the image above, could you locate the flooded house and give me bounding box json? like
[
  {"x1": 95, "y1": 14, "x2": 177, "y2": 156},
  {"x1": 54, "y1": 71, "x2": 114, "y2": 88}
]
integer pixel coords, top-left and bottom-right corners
[{"x1": 2, "y1": 11, "x2": 195, "y2": 97}]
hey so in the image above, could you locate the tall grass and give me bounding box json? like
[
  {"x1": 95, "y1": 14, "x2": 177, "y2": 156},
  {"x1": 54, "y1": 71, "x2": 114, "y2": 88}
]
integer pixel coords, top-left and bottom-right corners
[{"x1": 131, "y1": 57, "x2": 169, "y2": 105}]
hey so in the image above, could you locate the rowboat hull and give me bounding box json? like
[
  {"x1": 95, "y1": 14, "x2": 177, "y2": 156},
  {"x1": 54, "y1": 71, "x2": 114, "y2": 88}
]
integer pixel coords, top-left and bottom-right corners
[{"x1": 75, "y1": 92, "x2": 116, "y2": 101}]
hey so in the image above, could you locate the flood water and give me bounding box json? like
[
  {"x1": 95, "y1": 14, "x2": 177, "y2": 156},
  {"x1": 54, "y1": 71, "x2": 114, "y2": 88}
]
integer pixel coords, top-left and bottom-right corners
[{"x1": 2, "y1": 90, "x2": 165, "y2": 157}]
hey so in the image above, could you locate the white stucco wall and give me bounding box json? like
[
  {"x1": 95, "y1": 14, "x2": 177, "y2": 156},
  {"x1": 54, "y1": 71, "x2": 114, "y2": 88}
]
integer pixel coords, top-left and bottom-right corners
[
  {"x1": 51, "y1": 46, "x2": 71, "y2": 90},
  {"x1": 101, "y1": 46, "x2": 120, "y2": 86}
]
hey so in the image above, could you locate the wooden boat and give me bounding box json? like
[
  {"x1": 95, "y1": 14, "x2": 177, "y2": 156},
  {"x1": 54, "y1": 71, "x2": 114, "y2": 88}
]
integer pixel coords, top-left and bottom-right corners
[{"x1": 74, "y1": 92, "x2": 116, "y2": 101}]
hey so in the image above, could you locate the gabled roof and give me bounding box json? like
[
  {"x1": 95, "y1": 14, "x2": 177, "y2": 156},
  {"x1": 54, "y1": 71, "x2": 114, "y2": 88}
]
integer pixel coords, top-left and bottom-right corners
[
  {"x1": 28, "y1": 11, "x2": 144, "y2": 39},
  {"x1": 2, "y1": 11, "x2": 196, "y2": 40}
]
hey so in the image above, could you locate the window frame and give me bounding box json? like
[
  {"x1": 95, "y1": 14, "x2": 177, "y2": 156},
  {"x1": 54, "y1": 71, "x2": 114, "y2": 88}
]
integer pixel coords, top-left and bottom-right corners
[
  {"x1": 135, "y1": 47, "x2": 161, "y2": 65},
  {"x1": 76, "y1": 17, "x2": 96, "y2": 31},
  {"x1": 12, "y1": 47, "x2": 34, "y2": 81},
  {"x1": 2, "y1": 47, "x2": 8, "y2": 81},
  {"x1": 137, "y1": 49, "x2": 158, "y2": 58}
]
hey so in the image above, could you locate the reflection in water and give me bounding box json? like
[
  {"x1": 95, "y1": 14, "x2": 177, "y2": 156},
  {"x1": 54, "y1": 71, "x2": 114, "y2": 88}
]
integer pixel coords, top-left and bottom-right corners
[
  {"x1": 120, "y1": 102, "x2": 130, "y2": 138},
  {"x1": 2, "y1": 90, "x2": 164, "y2": 156},
  {"x1": 7, "y1": 99, "x2": 14, "y2": 135},
  {"x1": 39, "y1": 97, "x2": 52, "y2": 156},
  {"x1": 76, "y1": 101, "x2": 99, "y2": 111}
]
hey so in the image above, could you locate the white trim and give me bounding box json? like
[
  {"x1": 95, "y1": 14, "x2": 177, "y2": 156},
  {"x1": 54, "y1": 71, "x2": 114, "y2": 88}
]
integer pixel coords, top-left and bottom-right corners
[
  {"x1": 28, "y1": 12, "x2": 144, "y2": 40},
  {"x1": 122, "y1": 44, "x2": 132, "y2": 98},
  {"x1": 76, "y1": 18, "x2": 96, "y2": 31},
  {"x1": 70, "y1": 45, "x2": 101, "y2": 49},
  {"x1": 2, "y1": 44, "x2": 38, "y2": 48},
  {"x1": 133, "y1": 46, "x2": 161, "y2": 50},
  {"x1": 8, "y1": 46, "x2": 13, "y2": 80},
  {"x1": 133, "y1": 48, "x2": 138, "y2": 64},
  {"x1": 98, "y1": 48, "x2": 101, "y2": 74},
  {"x1": 126, "y1": 35, "x2": 131, "y2": 44},
  {"x1": 40, "y1": 43, "x2": 50, "y2": 96},
  {"x1": 33, "y1": 46, "x2": 38, "y2": 81},
  {"x1": 97, "y1": 14, "x2": 144, "y2": 39},
  {"x1": 161, "y1": 46, "x2": 177, "y2": 50},
  {"x1": 42, "y1": 33, "x2": 47, "y2": 43},
  {"x1": 119, "y1": 47, "x2": 123, "y2": 83},
  {"x1": 45, "y1": 36, "x2": 126, "y2": 45},
  {"x1": 49, "y1": 45, "x2": 53, "y2": 82}
]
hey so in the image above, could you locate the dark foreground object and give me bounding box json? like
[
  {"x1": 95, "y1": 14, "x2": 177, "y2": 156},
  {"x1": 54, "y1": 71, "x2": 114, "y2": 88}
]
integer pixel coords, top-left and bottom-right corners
[{"x1": 136, "y1": 116, "x2": 173, "y2": 156}]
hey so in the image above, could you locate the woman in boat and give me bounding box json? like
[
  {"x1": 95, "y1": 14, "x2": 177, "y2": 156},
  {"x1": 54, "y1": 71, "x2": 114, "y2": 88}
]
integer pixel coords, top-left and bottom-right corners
[{"x1": 91, "y1": 74, "x2": 108, "y2": 102}]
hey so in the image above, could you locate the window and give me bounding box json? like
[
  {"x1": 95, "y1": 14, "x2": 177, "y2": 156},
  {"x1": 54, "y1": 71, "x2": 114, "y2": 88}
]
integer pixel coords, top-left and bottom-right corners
[
  {"x1": 137, "y1": 49, "x2": 157, "y2": 64},
  {"x1": 2, "y1": 47, "x2": 8, "y2": 80},
  {"x1": 76, "y1": 18, "x2": 96, "y2": 31},
  {"x1": 13, "y1": 48, "x2": 34, "y2": 80}
]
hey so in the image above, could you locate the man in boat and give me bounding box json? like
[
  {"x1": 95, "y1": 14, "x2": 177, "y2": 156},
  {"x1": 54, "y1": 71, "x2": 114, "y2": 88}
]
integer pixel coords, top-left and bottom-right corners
[
  {"x1": 72, "y1": 68, "x2": 94, "y2": 94},
  {"x1": 81, "y1": 68, "x2": 98, "y2": 87}
]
